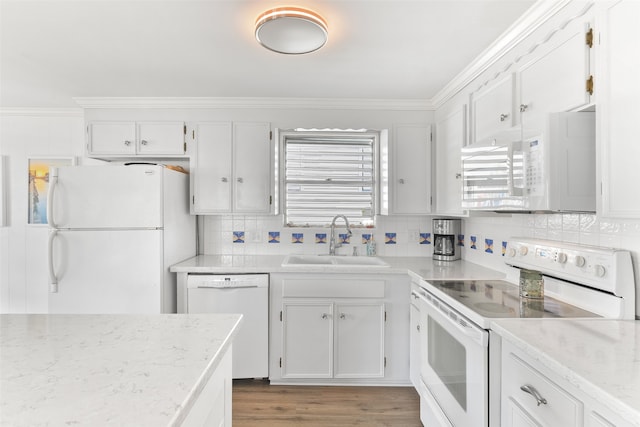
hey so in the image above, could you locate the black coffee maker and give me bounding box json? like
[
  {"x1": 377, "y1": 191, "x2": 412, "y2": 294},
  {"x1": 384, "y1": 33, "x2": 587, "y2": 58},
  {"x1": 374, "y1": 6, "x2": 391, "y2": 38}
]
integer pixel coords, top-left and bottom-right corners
[{"x1": 432, "y1": 218, "x2": 461, "y2": 261}]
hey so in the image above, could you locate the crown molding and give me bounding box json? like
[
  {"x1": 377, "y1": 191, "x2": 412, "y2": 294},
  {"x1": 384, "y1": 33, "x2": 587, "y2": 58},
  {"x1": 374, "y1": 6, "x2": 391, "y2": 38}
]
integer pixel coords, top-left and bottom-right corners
[
  {"x1": 72, "y1": 97, "x2": 434, "y2": 111},
  {"x1": 431, "y1": 0, "x2": 578, "y2": 109},
  {"x1": 0, "y1": 108, "x2": 83, "y2": 117}
]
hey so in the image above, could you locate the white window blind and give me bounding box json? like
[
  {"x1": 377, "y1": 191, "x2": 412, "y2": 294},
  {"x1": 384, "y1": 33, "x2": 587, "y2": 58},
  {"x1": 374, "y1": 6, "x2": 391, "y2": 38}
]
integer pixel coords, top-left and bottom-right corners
[{"x1": 283, "y1": 130, "x2": 378, "y2": 227}]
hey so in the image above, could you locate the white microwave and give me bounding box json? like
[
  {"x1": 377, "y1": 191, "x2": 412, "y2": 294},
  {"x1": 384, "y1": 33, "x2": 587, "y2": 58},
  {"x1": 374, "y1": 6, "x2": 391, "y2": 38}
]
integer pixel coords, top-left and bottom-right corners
[{"x1": 461, "y1": 112, "x2": 595, "y2": 212}]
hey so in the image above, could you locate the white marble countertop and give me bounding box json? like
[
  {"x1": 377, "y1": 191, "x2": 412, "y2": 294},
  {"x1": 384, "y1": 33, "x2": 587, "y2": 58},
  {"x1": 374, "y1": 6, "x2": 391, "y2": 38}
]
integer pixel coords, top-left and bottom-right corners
[
  {"x1": 0, "y1": 314, "x2": 242, "y2": 427},
  {"x1": 169, "y1": 254, "x2": 506, "y2": 282},
  {"x1": 492, "y1": 318, "x2": 640, "y2": 425}
]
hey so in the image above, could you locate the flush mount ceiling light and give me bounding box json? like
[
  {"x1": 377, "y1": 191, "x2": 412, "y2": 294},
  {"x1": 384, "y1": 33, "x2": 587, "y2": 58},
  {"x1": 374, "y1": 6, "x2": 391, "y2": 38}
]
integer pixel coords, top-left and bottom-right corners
[{"x1": 255, "y1": 6, "x2": 328, "y2": 54}]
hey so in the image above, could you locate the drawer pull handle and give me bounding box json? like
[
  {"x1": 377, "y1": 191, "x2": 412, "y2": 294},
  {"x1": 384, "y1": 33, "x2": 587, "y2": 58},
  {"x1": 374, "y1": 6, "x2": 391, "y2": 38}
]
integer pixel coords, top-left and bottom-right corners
[{"x1": 520, "y1": 384, "x2": 547, "y2": 406}]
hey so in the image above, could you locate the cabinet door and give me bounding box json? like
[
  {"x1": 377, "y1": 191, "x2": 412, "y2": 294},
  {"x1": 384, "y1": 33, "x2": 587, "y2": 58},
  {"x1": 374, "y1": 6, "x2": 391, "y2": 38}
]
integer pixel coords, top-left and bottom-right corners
[
  {"x1": 335, "y1": 303, "x2": 385, "y2": 378},
  {"x1": 88, "y1": 122, "x2": 136, "y2": 156},
  {"x1": 233, "y1": 122, "x2": 272, "y2": 213},
  {"x1": 282, "y1": 302, "x2": 333, "y2": 379},
  {"x1": 137, "y1": 122, "x2": 185, "y2": 155},
  {"x1": 409, "y1": 301, "x2": 421, "y2": 388},
  {"x1": 391, "y1": 124, "x2": 432, "y2": 214},
  {"x1": 471, "y1": 74, "x2": 514, "y2": 143},
  {"x1": 190, "y1": 122, "x2": 233, "y2": 214},
  {"x1": 519, "y1": 17, "x2": 592, "y2": 132},
  {"x1": 435, "y1": 106, "x2": 467, "y2": 216},
  {"x1": 597, "y1": 0, "x2": 640, "y2": 217}
]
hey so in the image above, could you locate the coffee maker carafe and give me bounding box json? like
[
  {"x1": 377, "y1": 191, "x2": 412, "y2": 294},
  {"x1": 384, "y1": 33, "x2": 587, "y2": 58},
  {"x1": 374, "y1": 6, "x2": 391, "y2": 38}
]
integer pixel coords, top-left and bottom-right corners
[{"x1": 433, "y1": 218, "x2": 461, "y2": 261}]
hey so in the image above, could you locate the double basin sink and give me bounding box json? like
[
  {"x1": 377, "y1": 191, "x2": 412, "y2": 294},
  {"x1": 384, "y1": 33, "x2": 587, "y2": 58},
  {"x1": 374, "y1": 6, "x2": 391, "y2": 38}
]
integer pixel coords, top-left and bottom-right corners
[{"x1": 282, "y1": 255, "x2": 389, "y2": 268}]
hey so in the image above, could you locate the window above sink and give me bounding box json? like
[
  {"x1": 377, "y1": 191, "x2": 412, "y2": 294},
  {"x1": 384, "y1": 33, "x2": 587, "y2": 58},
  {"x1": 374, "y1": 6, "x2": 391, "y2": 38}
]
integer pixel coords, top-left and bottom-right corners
[{"x1": 279, "y1": 129, "x2": 382, "y2": 228}]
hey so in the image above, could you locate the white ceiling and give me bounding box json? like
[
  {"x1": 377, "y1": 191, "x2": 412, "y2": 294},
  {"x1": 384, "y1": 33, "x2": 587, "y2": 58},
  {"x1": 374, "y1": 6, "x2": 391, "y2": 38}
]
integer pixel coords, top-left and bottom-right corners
[{"x1": 0, "y1": 0, "x2": 535, "y2": 109}]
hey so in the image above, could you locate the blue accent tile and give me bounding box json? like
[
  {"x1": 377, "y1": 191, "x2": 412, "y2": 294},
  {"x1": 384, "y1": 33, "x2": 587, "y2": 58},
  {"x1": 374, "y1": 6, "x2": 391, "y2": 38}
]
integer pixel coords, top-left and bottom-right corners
[
  {"x1": 292, "y1": 233, "x2": 304, "y2": 244},
  {"x1": 315, "y1": 233, "x2": 327, "y2": 244},
  {"x1": 470, "y1": 235, "x2": 477, "y2": 250},
  {"x1": 419, "y1": 233, "x2": 431, "y2": 245},
  {"x1": 485, "y1": 238, "x2": 493, "y2": 254},
  {"x1": 233, "y1": 231, "x2": 244, "y2": 243},
  {"x1": 361, "y1": 234, "x2": 372, "y2": 244},
  {"x1": 501, "y1": 241, "x2": 508, "y2": 256},
  {"x1": 385, "y1": 232, "x2": 397, "y2": 244},
  {"x1": 268, "y1": 231, "x2": 280, "y2": 243},
  {"x1": 339, "y1": 233, "x2": 350, "y2": 244},
  {"x1": 458, "y1": 234, "x2": 465, "y2": 247}
]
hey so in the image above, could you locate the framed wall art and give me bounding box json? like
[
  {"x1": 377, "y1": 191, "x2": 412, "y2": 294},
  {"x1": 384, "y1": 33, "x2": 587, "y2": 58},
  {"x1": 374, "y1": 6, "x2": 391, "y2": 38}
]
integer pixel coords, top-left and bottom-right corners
[{"x1": 28, "y1": 157, "x2": 75, "y2": 225}]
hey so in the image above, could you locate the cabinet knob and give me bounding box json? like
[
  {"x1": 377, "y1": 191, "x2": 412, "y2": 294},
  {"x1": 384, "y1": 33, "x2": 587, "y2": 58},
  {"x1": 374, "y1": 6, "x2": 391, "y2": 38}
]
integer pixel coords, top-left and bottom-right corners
[
  {"x1": 455, "y1": 173, "x2": 462, "y2": 179},
  {"x1": 399, "y1": 179, "x2": 405, "y2": 184},
  {"x1": 416, "y1": 324, "x2": 420, "y2": 332},
  {"x1": 124, "y1": 140, "x2": 131, "y2": 146},
  {"x1": 237, "y1": 177, "x2": 244, "y2": 183},
  {"x1": 499, "y1": 113, "x2": 509, "y2": 122},
  {"x1": 321, "y1": 313, "x2": 329, "y2": 319},
  {"x1": 221, "y1": 177, "x2": 228, "y2": 183},
  {"x1": 520, "y1": 104, "x2": 529, "y2": 113},
  {"x1": 520, "y1": 384, "x2": 547, "y2": 406},
  {"x1": 340, "y1": 313, "x2": 346, "y2": 319},
  {"x1": 140, "y1": 139, "x2": 148, "y2": 145}
]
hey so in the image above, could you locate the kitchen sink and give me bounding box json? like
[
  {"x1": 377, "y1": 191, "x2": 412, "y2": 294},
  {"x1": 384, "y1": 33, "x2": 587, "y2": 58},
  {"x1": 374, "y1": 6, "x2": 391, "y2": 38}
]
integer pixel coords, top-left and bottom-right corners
[{"x1": 282, "y1": 255, "x2": 389, "y2": 268}]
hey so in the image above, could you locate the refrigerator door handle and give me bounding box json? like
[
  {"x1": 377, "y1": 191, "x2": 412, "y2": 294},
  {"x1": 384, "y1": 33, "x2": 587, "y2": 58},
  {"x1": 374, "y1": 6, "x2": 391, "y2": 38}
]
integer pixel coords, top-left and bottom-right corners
[
  {"x1": 48, "y1": 230, "x2": 58, "y2": 292},
  {"x1": 47, "y1": 168, "x2": 59, "y2": 228}
]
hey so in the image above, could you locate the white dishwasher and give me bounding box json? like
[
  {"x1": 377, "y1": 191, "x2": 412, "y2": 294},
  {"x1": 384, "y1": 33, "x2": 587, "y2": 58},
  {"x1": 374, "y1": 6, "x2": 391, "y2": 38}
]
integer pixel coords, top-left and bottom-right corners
[{"x1": 186, "y1": 274, "x2": 269, "y2": 379}]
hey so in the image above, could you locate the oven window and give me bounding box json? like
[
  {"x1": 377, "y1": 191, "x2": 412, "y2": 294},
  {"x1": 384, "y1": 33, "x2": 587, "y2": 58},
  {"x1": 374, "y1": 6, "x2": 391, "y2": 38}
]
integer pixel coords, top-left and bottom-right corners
[{"x1": 428, "y1": 317, "x2": 467, "y2": 410}]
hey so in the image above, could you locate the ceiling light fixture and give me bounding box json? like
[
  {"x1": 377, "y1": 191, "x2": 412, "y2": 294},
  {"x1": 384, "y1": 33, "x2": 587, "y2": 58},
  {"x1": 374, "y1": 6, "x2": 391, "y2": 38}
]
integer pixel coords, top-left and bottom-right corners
[{"x1": 255, "y1": 6, "x2": 328, "y2": 55}]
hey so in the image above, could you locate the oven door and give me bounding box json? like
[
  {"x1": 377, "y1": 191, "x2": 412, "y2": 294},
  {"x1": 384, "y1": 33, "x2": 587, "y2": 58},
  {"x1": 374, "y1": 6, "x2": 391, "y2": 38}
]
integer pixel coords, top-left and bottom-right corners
[{"x1": 418, "y1": 289, "x2": 489, "y2": 427}]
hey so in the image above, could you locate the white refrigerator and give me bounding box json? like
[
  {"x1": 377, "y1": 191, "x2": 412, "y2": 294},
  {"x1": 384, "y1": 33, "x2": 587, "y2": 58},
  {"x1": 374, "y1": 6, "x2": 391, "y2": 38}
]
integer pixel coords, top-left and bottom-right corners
[{"x1": 47, "y1": 164, "x2": 196, "y2": 314}]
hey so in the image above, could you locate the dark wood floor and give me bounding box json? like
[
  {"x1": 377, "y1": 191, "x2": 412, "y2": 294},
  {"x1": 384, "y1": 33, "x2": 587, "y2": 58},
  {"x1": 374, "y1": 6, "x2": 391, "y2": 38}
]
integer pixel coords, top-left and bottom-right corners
[{"x1": 232, "y1": 379, "x2": 422, "y2": 427}]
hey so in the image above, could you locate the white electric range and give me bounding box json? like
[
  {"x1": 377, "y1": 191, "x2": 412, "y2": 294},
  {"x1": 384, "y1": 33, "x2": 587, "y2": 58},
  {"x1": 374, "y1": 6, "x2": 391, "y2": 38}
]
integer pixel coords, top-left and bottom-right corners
[{"x1": 413, "y1": 238, "x2": 635, "y2": 427}]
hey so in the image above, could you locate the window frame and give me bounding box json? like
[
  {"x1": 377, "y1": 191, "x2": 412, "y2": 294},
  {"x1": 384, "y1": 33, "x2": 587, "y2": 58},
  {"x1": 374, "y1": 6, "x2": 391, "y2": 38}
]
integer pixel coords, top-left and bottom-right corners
[{"x1": 278, "y1": 128, "x2": 381, "y2": 228}]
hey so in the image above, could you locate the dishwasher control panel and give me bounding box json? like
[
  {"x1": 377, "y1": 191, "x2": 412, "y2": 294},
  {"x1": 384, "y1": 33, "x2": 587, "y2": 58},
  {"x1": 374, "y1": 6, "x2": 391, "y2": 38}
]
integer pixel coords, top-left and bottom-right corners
[{"x1": 187, "y1": 274, "x2": 268, "y2": 289}]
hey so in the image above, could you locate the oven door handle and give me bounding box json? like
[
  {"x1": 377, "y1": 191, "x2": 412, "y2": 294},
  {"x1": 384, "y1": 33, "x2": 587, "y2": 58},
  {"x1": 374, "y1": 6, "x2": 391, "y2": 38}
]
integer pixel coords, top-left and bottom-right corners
[{"x1": 417, "y1": 289, "x2": 488, "y2": 347}]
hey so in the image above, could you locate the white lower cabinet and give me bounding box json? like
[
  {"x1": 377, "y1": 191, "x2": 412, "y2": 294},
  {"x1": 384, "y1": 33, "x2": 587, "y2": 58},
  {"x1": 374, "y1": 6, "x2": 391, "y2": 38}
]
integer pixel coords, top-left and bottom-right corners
[
  {"x1": 270, "y1": 273, "x2": 409, "y2": 385},
  {"x1": 282, "y1": 302, "x2": 334, "y2": 379},
  {"x1": 181, "y1": 345, "x2": 232, "y2": 427},
  {"x1": 501, "y1": 340, "x2": 632, "y2": 427}
]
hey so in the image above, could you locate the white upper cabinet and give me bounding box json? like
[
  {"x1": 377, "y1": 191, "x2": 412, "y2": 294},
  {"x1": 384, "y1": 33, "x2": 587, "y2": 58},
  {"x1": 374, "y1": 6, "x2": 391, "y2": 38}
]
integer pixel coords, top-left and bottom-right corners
[
  {"x1": 385, "y1": 124, "x2": 432, "y2": 215},
  {"x1": 597, "y1": 0, "x2": 640, "y2": 218},
  {"x1": 435, "y1": 105, "x2": 467, "y2": 216},
  {"x1": 190, "y1": 121, "x2": 273, "y2": 215},
  {"x1": 518, "y1": 15, "x2": 593, "y2": 132},
  {"x1": 470, "y1": 74, "x2": 515, "y2": 143},
  {"x1": 87, "y1": 121, "x2": 186, "y2": 157}
]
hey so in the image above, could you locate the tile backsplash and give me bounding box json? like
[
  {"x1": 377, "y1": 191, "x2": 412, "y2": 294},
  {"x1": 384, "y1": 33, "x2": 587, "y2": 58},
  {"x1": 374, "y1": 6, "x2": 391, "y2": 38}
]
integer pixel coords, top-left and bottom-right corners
[
  {"x1": 202, "y1": 215, "x2": 433, "y2": 256},
  {"x1": 202, "y1": 212, "x2": 640, "y2": 274}
]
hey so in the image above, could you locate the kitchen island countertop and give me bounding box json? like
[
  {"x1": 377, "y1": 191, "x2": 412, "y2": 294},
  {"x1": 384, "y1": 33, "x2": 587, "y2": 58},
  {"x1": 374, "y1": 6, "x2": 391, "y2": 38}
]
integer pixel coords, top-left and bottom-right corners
[{"x1": 0, "y1": 313, "x2": 242, "y2": 426}]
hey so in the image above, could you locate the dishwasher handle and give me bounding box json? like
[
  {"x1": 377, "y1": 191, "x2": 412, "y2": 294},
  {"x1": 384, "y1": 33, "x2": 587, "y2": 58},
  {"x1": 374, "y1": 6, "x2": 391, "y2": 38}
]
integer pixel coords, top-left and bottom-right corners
[{"x1": 195, "y1": 284, "x2": 260, "y2": 289}]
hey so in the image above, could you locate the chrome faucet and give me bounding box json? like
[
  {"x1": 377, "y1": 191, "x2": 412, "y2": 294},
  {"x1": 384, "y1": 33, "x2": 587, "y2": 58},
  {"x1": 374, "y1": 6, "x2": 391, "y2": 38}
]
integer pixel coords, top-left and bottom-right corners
[{"x1": 329, "y1": 214, "x2": 352, "y2": 256}]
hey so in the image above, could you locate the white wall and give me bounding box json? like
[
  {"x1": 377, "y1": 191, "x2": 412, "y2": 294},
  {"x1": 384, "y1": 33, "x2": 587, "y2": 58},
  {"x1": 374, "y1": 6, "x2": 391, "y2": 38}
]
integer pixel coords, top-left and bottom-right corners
[{"x1": 0, "y1": 112, "x2": 86, "y2": 312}]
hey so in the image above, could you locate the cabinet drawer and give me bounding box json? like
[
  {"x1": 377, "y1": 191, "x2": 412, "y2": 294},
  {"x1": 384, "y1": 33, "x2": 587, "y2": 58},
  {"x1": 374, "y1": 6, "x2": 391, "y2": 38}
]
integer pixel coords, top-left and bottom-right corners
[
  {"x1": 282, "y1": 279, "x2": 385, "y2": 298},
  {"x1": 503, "y1": 344, "x2": 582, "y2": 427}
]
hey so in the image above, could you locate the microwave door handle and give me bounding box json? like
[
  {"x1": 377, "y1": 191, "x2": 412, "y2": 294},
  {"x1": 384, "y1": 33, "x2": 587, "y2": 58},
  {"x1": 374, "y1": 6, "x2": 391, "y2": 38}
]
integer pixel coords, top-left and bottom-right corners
[{"x1": 507, "y1": 142, "x2": 523, "y2": 197}]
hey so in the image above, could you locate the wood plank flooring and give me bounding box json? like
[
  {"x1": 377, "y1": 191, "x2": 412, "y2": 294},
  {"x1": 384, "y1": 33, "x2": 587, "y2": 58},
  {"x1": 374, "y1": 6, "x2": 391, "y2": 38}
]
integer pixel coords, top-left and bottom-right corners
[{"x1": 232, "y1": 379, "x2": 422, "y2": 427}]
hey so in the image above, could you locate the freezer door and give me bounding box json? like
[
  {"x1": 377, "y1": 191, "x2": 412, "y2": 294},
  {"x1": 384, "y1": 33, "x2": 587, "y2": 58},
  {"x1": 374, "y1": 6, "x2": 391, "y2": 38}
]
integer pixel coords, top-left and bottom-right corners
[
  {"x1": 49, "y1": 229, "x2": 163, "y2": 313},
  {"x1": 50, "y1": 165, "x2": 163, "y2": 229}
]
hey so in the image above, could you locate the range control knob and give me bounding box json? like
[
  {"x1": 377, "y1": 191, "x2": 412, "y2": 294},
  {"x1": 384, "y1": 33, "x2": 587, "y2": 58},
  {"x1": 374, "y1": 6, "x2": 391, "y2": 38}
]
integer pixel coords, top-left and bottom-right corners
[
  {"x1": 593, "y1": 264, "x2": 606, "y2": 277},
  {"x1": 507, "y1": 248, "x2": 516, "y2": 258},
  {"x1": 557, "y1": 253, "x2": 568, "y2": 264},
  {"x1": 519, "y1": 246, "x2": 529, "y2": 256},
  {"x1": 575, "y1": 256, "x2": 586, "y2": 268}
]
